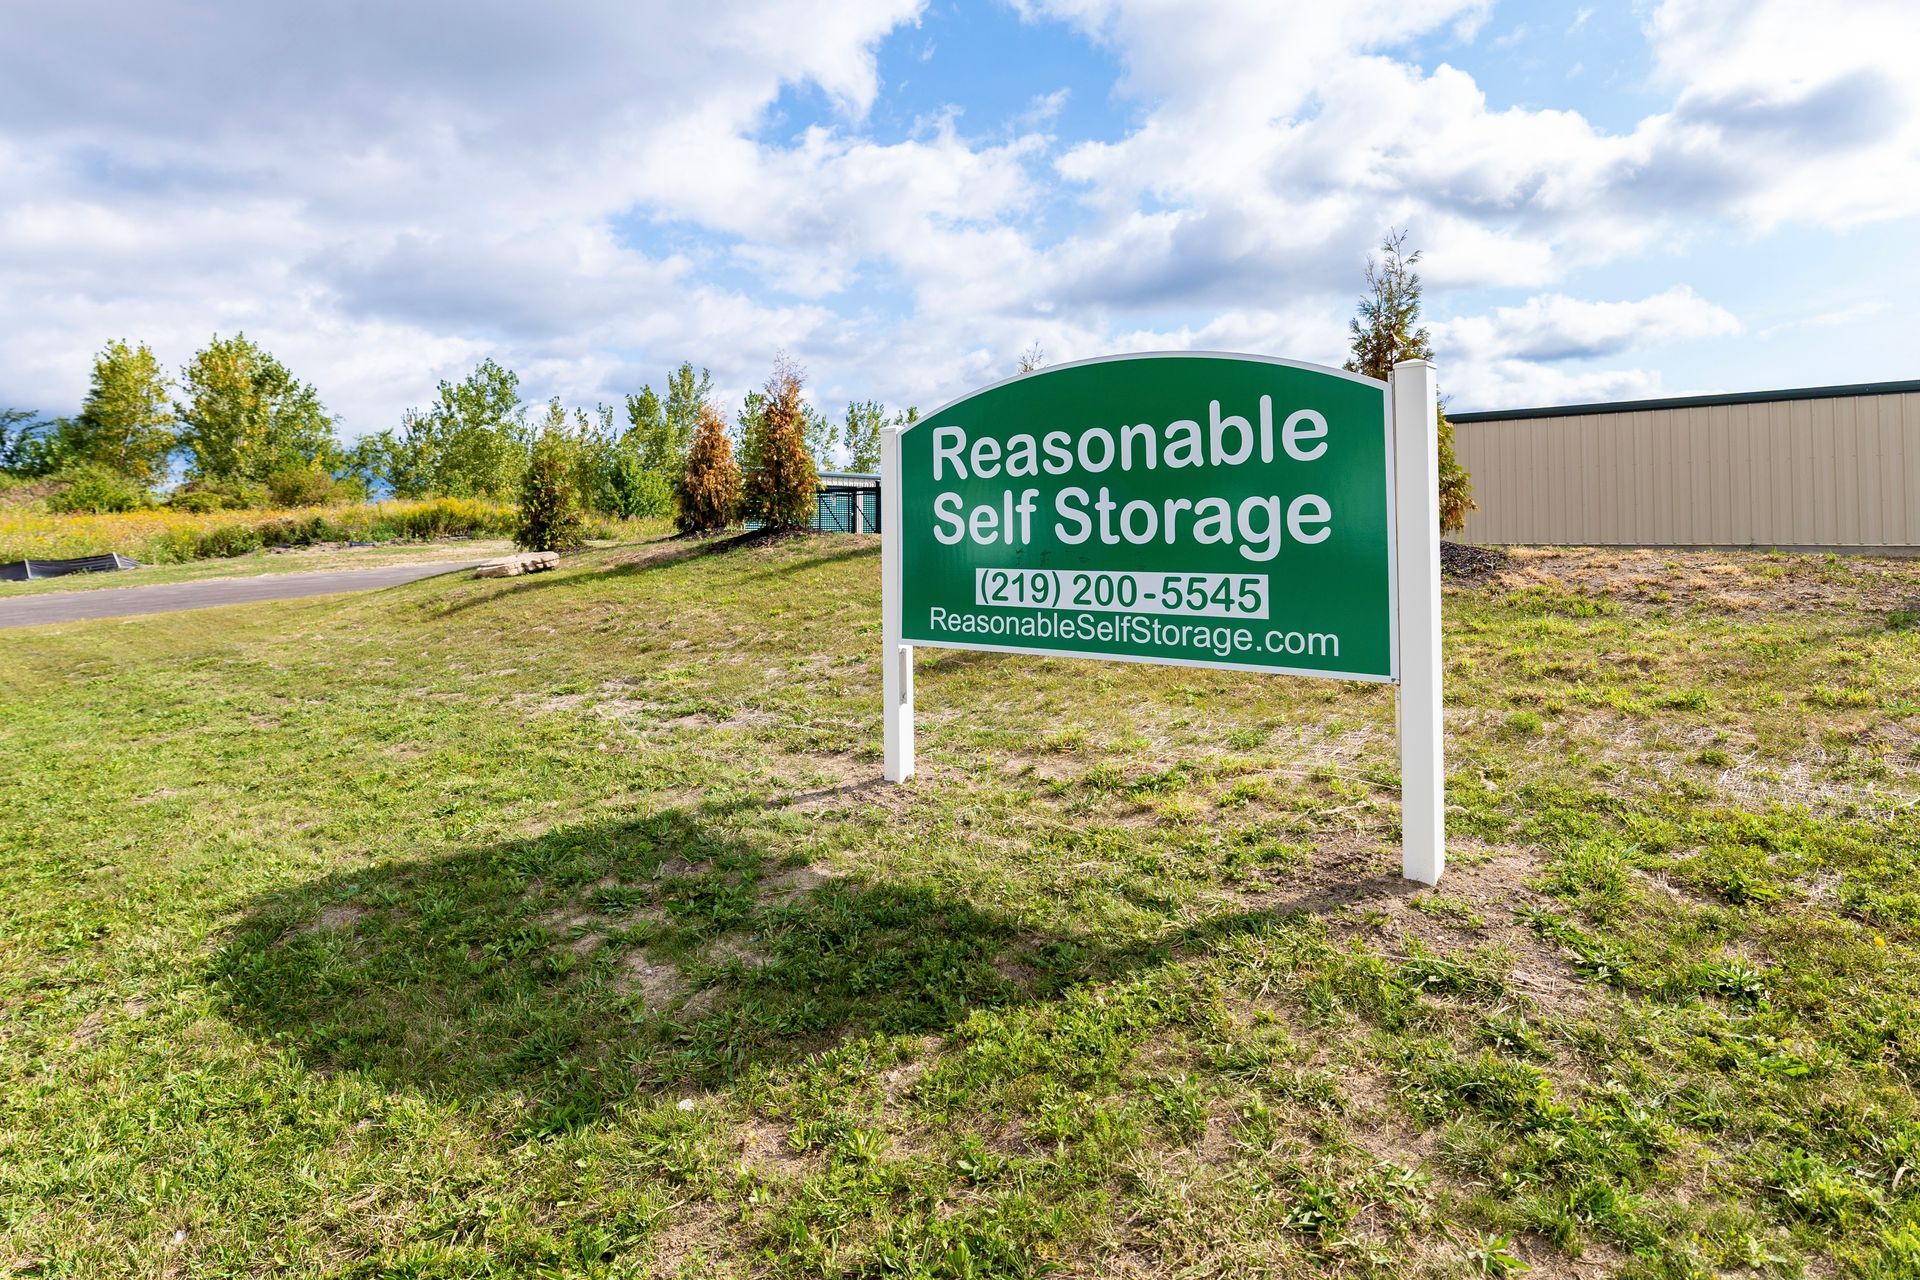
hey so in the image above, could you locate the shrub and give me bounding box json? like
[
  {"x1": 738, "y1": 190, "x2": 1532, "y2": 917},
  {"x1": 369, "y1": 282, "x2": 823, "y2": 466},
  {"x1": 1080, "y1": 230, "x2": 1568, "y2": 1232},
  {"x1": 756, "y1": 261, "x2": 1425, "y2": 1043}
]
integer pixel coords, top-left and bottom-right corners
[
  {"x1": 0, "y1": 498, "x2": 519, "y2": 565},
  {"x1": 516, "y1": 432, "x2": 588, "y2": 552},
  {"x1": 172, "y1": 479, "x2": 268, "y2": 510},
  {"x1": 166, "y1": 490, "x2": 229, "y2": 514},
  {"x1": 47, "y1": 464, "x2": 150, "y2": 514},
  {"x1": 266, "y1": 464, "x2": 351, "y2": 508},
  {"x1": 607, "y1": 451, "x2": 673, "y2": 519},
  {"x1": 675, "y1": 404, "x2": 741, "y2": 533},
  {"x1": 739, "y1": 358, "x2": 818, "y2": 530},
  {"x1": 193, "y1": 523, "x2": 265, "y2": 558}
]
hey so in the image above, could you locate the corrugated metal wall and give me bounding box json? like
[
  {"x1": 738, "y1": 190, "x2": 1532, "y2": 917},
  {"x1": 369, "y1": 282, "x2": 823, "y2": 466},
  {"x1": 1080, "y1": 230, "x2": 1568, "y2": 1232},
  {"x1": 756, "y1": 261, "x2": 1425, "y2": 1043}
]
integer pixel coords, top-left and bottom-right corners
[{"x1": 1450, "y1": 388, "x2": 1920, "y2": 549}]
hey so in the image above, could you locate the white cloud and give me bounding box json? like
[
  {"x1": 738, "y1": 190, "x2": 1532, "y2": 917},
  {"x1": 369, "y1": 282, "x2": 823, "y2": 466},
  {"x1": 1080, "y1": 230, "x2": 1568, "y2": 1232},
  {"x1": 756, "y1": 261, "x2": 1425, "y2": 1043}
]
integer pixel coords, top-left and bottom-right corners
[
  {"x1": 1435, "y1": 287, "x2": 1742, "y2": 363},
  {"x1": 0, "y1": 0, "x2": 1916, "y2": 436},
  {"x1": 1431, "y1": 287, "x2": 1740, "y2": 409}
]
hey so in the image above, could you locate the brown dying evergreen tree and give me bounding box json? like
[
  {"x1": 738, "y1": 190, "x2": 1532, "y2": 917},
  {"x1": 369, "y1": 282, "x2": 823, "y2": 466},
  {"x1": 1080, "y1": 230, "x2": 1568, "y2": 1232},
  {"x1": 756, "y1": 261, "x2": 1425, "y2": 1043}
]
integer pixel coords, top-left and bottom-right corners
[
  {"x1": 740, "y1": 356, "x2": 819, "y2": 530},
  {"x1": 1345, "y1": 231, "x2": 1476, "y2": 535},
  {"x1": 674, "y1": 403, "x2": 742, "y2": 533}
]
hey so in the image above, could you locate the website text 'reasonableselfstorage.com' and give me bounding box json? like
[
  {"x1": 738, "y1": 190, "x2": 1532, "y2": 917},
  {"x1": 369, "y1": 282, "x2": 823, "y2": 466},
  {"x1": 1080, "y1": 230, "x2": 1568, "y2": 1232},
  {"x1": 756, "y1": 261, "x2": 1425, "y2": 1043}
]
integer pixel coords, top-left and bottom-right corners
[{"x1": 925, "y1": 605, "x2": 1339, "y2": 661}]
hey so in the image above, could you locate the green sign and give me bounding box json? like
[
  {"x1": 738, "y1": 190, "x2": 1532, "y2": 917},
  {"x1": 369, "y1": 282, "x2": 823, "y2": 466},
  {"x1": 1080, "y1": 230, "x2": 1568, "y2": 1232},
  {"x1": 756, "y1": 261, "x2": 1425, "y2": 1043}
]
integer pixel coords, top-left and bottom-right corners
[{"x1": 896, "y1": 353, "x2": 1395, "y2": 681}]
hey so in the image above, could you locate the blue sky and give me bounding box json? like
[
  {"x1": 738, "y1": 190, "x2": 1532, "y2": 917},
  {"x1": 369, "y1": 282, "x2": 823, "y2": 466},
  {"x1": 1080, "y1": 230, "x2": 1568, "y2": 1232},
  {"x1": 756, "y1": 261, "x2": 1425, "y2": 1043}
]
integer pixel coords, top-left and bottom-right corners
[{"x1": 2, "y1": 0, "x2": 1917, "y2": 451}]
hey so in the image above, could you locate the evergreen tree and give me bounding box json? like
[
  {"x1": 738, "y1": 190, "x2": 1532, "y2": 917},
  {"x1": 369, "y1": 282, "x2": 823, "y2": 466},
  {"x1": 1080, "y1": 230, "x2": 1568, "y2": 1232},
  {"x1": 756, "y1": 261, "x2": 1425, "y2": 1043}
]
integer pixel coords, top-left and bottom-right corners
[
  {"x1": 516, "y1": 421, "x2": 588, "y2": 552},
  {"x1": 176, "y1": 334, "x2": 338, "y2": 486},
  {"x1": 68, "y1": 340, "x2": 176, "y2": 485},
  {"x1": 1344, "y1": 232, "x2": 1476, "y2": 534},
  {"x1": 740, "y1": 358, "x2": 819, "y2": 529},
  {"x1": 675, "y1": 403, "x2": 742, "y2": 533}
]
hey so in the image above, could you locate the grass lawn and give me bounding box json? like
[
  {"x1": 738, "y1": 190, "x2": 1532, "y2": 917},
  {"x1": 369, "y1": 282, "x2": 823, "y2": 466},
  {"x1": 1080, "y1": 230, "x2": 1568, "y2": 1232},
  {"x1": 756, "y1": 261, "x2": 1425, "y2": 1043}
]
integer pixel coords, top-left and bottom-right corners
[
  {"x1": 3, "y1": 534, "x2": 1919, "y2": 1278},
  {"x1": 0, "y1": 539, "x2": 520, "y2": 597}
]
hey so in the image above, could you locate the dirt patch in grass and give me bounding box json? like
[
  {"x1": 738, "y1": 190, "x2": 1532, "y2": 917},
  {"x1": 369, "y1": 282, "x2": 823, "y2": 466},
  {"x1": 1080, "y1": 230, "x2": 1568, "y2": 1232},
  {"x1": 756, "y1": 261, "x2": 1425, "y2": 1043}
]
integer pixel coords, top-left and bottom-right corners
[
  {"x1": 613, "y1": 952, "x2": 686, "y2": 1007},
  {"x1": 303, "y1": 904, "x2": 369, "y2": 933},
  {"x1": 1491, "y1": 545, "x2": 1920, "y2": 614},
  {"x1": 740, "y1": 1116, "x2": 816, "y2": 1172},
  {"x1": 761, "y1": 864, "x2": 839, "y2": 904},
  {"x1": 1231, "y1": 837, "x2": 1592, "y2": 1016}
]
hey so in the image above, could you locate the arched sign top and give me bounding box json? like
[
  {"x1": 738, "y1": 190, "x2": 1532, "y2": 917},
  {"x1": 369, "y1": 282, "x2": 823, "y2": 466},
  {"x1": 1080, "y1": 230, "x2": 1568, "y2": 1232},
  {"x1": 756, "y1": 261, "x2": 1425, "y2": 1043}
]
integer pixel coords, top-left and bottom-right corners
[
  {"x1": 901, "y1": 350, "x2": 1388, "y2": 432},
  {"x1": 878, "y1": 351, "x2": 1447, "y2": 884}
]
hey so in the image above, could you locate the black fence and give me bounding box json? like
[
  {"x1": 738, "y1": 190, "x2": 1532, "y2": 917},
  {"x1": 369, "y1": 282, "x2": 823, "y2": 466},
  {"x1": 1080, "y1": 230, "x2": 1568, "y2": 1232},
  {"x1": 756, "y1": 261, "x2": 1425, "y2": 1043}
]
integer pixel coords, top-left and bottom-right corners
[
  {"x1": 812, "y1": 486, "x2": 880, "y2": 533},
  {"x1": 0, "y1": 552, "x2": 139, "y2": 582}
]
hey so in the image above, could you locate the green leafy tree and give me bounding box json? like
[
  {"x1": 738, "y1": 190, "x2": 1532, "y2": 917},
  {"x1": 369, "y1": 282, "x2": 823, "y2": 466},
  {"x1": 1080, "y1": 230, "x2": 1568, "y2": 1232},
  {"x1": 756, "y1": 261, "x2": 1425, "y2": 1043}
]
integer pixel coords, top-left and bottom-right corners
[
  {"x1": 605, "y1": 448, "x2": 672, "y2": 518},
  {"x1": 516, "y1": 415, "x2": 589, "y2": 552},
  {"x1": 733, "y1": 389, "x2": 768, "y2": 479},
  {"x1": 1344, "y1": 231, "x2": 1476, "y2": 535},
  {"x1": 371, "y1": 358, "x2": 530, "y2": 499},
  {"x1": 802, "y1": 401, "x2": 836, "y2": 469},
  {"x1": 740, "y1": 358, "x2": 819, "y2": 529},
  {"x1": 624, "y1": 386, "x2": 669, "y2": 470},
  {"x1": 661, "y1": 363, "x2": 713, "y2": 473},
  {"x1": 176, "y1": 334, "x2": 338, "y2": 486},
  {"x1": 566, "y1": 402, "x2": 623, "y2": 517},
  {"x1": 841, "y1": 401, "x2": 917, "y2": 472},
  {"x1": 843, "y1": 400, "x2": 886, "y2": 473},
  {"x1": 46, "y1": 462, "x2": 150, "y2": 513},
  {"x1": 1, "y1": 408, "x2": 62, "y2": 476},
  {"x1": 675, "y1": 403, "x2": 742, "y2": 533},
  {"x1": 67, "y1": 340, "x2": 176, "y2": 484}
]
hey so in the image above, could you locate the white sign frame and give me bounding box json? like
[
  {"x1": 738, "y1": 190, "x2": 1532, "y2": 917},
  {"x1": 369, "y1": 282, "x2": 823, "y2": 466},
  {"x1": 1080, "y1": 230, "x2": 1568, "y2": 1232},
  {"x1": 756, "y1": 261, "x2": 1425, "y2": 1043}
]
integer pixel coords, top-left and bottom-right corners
[{"x1": 882, "y1": 357, "x2": 1445, "y2": 884}]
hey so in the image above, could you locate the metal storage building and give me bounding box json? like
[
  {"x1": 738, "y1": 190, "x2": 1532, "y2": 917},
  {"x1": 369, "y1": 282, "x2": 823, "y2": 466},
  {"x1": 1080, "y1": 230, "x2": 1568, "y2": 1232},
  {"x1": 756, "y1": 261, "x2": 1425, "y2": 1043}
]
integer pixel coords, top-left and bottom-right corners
[{"x1": 1448, "y1": 380, "x2": 1920, "y2": 552}]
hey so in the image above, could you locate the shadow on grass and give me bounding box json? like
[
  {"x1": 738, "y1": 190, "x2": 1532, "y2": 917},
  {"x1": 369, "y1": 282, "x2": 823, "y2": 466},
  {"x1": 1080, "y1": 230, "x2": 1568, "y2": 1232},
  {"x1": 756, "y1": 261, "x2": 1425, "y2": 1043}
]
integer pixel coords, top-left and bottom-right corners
[
  {"x1": 212, "y1": 798, "x2": 1420, "y2": 1134},
  {"x1": 213, "y1": 800, "x2": 1095, "y2": 1132},
  {"x1": 423, "y1": 529, "x2": 778, "y2": 619},
  {"x1": 735, "y1": 539, "x2": 876, "y2": 582}
]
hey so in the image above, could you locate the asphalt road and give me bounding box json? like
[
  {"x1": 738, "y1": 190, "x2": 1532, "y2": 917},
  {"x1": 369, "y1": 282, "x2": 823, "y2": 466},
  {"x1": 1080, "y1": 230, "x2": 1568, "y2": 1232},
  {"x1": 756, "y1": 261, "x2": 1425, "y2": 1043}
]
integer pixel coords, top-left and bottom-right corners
[{"x1": 0, "y1": 560, "x2": 486, "y2": 629}]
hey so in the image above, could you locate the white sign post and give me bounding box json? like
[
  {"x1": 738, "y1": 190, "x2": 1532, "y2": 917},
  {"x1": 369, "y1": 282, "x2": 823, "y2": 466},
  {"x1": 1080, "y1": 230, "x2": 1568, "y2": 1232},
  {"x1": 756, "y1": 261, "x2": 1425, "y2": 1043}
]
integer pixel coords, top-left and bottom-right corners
[
  {"x1": 881, "y1": 425, "x2": 915, "y2": 783},
  {"x1": 1390, "y1": 359, "x2": 1444, "y2": 884},
  {"x1": 881, "y1": 353, "x2": 1445, "y2": 883}
]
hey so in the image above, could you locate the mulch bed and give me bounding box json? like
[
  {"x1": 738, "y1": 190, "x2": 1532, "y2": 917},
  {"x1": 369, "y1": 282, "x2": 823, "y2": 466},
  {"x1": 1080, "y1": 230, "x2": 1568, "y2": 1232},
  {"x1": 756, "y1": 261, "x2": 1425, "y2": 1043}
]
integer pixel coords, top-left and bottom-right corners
[{"x1": 1440, "y1": 541, "x2": 1511, "y2": 579}]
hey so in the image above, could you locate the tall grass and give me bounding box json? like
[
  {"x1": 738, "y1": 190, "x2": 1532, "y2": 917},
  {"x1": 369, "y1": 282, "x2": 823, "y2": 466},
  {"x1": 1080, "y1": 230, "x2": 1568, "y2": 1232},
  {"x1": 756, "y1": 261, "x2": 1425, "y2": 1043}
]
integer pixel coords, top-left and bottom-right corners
[{"x1": 0, "y1": 498, "x2": 521, "y2": 565}]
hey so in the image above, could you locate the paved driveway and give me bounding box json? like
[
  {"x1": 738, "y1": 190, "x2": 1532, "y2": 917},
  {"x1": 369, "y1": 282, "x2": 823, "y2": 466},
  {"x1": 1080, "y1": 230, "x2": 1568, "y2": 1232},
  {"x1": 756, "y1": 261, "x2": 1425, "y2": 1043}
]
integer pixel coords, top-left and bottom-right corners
[{"x1": 0, "y1": 560, "x2": 485, "y2": 629}]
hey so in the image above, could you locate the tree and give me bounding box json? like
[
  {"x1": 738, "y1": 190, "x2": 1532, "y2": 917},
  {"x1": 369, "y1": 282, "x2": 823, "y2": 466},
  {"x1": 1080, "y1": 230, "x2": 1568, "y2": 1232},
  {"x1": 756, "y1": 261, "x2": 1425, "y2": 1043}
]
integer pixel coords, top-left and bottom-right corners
[
  {"x1": 1018, "y1": 342, "x2": 1046, "y2": 373},
  {"x1": 674, "y1": 403, "x2": 742, "y2": 533},
  {"x1": 613, "y1": 366, "x2": 710, "y2": 518},
  {"x1": 605, "y1": 447, "x2": 671, "y2": 518},
  {"x1": 802, "y1": 401, "x2": 837, "y2": 469},
  {"x1": 624, "y1": 386, "x2": 670, "y2": 470},
  {"x1": 733, "y1": 389, "x2": 768, "y2": 478},
  {"x1": 516, "y1": 419, "x2": 588, "y2": 552},
  {"x1": 176, "y1": 334, "x2": 338, "y2": 486},
  {"x1": 842, "y1": 401, "x2": 917, "y2": 472},
  {"x1": 67, "y1": 340, "x2": 176, "y2": 485},
  {"x1": 371, "y1": 358, "x2": 530, "y2": 500},
  {"x1": 0, "y1": 408, "x2": 61, "y2": 476},
  {"x1": 661, "y1": 362, "x2": 713, "y2": 473},
  {"x1": 1344, "y1": 231, "x2": 1476, "y2": 535},
  {"x1": 843, "y1": 400, "x2": 886, "y2": 473},
  {"x1": 740, "y1": 357, "x2": 819, "y2": 530}
]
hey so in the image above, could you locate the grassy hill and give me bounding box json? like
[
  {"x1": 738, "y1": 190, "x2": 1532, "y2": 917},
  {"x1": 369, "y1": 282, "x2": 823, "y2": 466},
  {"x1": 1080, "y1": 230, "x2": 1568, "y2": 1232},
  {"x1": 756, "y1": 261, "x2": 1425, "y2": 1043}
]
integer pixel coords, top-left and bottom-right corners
[{"x1": 2, "y1": 534, "x2": 1918, "y2": 1278}]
